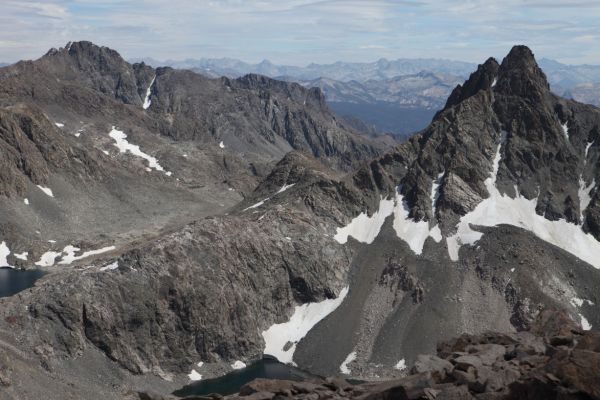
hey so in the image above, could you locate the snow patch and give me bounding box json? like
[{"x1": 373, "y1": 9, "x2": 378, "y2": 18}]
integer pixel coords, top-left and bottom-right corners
[
  {"x1": 262, "y1": 286, "x2": 349, "y2": 364},
  {"x1": 35, "y1": 251, "x2": 62, "y2": 267},
  {"x1": 37, "y1": 185, "x2": 54, "y2": 197},
  {"x1": 0, "y1": 242, "x2": 13, "y2": 268},
  {"x1": 334, "y1": 199, "x2": 394, "y2": 244},
  {"x1": 580, "y1": 315, "x2": 592, "y2": 330},
  {"x1": 394, "y1": 359, "x2": 407, "y2": 371},
  {"x1": 99, "y1": 261, "x2": 119, "y2": 272},
  {"x1": 491, "y1": 77, "x2": 497, "y2": 87},
  {"x1": 55, "y1": 122, "x2": 64, "y2": 128},
  {"x1": 561, "y1": 121, "x2": 569, "y2": 139},
  {"x1": 570, "y1": 297, "x2": 594, "y2": 307},
  {"x1": 188, "y1": 370, "x2": 202, "y2": 381},
  {"x1": 340, "y1": 351, "x2": 356, "y2": 374},
  {"x1": 14, "y1": 252, "x2": 28, "y2": 261},
  {"x1": 231, "y1": 361, "x2": 246, "y2": 370},
  {"x1": 578, "y1": 176, "x2": 595, "y2": 223},
  {"x1": 446, "y1": 144, "x2": 600, "y2": 269},
  {"x1": 58, "y1": 245, "x2": 115, "y2": 265},
  {"x1": 393, "y1": 191, "x2": 443, "y2": 254},
  {"x1": 109, "y1": 127, "x2": 169, "y2": 175},
  {"x1": 142, "y1": 76, "x2": 156, "y2": 110},
  {"x1": 24, "y1": 198, "x2": 29, "y2": 205},
  {"x1": 219, "y1": 141, "x2": 225, "y2": 148}
]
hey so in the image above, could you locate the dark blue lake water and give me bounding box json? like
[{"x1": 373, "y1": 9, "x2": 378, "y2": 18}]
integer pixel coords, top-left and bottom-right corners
[
  {"x1": 0, "y1": 268, "x2": 46, "y2": 298},
  {"x1": 173, "y1": 358, "x2": 317, "y2": 397}
]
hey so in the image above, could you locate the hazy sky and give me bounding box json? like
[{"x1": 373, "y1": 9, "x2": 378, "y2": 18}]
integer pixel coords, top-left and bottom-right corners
[{"x1": 1, "y1": 0, "x2": 599, "y2": 65}]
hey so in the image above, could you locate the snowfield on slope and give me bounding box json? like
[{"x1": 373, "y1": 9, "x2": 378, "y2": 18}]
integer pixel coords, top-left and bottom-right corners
[
  {"x1": 446, "y1": 144, "x2": 600, "y2": 269},
  {"x1": 262, "y1": 286, "x2": 349, "y2": 364},
  {"x1": 333, "y1": 144, "x2": 600, "y2": 269}
]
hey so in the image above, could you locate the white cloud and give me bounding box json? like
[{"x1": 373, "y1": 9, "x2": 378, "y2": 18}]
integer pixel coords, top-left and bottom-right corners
[{"x1": 0, "y1": 0, "x2": 599, "y2": 65}]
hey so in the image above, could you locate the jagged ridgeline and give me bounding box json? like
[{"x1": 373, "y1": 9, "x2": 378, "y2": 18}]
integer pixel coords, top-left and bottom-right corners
[{"x1": 0, "y1": 43, "x2": 598, "y2": 400}]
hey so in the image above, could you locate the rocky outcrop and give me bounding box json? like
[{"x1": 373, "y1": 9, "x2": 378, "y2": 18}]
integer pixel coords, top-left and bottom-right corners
[
  {"x1": 132, "y1": 310, "x2": 600, "y2": 400},
  {"x1": 0, "y1": 103, "x2": 104, "y2": 197}
]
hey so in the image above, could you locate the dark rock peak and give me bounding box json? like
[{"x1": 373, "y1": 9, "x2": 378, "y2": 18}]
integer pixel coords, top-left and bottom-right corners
[
  {"x1": 443, "y1": 57, "x2": 499, "y2": 110},
  {"x1": 495, "y1": 45, "x2": 551, "y2": 100}
]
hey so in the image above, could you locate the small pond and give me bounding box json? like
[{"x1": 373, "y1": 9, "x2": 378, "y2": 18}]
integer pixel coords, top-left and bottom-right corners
[
  {"x1": 0, "y1": 268, "x2": 46, "y2": 298},
  {"x1": 173, "y1": 358, "x2": 317, "y2": 397}
]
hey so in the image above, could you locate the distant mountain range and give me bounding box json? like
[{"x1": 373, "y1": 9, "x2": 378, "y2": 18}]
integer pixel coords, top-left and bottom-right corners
[
  {"x1": 131, "y1": 56, "x2": 600, "y2": 137},
  {"x1": 132, "y1": 56, "x2": 477, "y2": 81}
]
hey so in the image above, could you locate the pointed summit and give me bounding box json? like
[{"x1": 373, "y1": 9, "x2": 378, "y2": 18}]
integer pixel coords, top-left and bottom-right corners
[{"x1": 495, "y1": 45, "x2": 550, "y2": 100}]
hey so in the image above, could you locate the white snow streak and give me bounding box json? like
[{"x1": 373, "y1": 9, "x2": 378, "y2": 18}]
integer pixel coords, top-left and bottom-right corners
[
  {"x1": 243, "y1": 183, "x2": 296, "y2": 212},
  {"x1": 231, "y1": 361, "x2": 246, "y2": 370},
  {"x1": 262, "y1": 286, "x2": 349, "y2": 364},
  {"x1": 431, "y1": 172, "x2": 444, "y2": 217},
  {"x1": 142, "y1": 76, "x2": 155, "y2": 110},
  {"x1": 243, "y1": 198, "x2": 268, "y2": 211},
  {"x1": 14, "y1": 252, "x2": 28, "y2": 261},
  {"x1": 340, "y1": 351, "x2": 356, "y2": 374},
  {"x1": 445, "y1": 144, "x2": 600, "y2": 269},
  {"x1": 37, "y1": 185, "x2": 54, "y2": 197},
  {"x1": 334, "y1": 199, "x2": 394, "y2": 244},
  {"x1": 109, "y1": 127, "x2": 170, "y2": 175},
  {"x1": 219, "y1": 141, "x2": 225, "y2": 148},
  {"x1": 276, "y1": 183, "x2": 296, "y2": 194},
  {"x1": 491, "y1": 77, "x2": 497, "y2": 88},
  {"x1": 585, "y1": 141, "x2": 594, "y2": 159},
  {"x1": 24, "y1": 198, "x2": 29, "y2": 205},
  {"x1": 55, "y1": 122, "x2": 64, "y2": 128},
  {"x1": 394, "y1": 359, "x2": 407, "y2": 371},
  {"x1": 561, "y1": 121, "x2": 569, "y2": 139},
  {"x1": 99, "y1": 261, "x2": 119, "y2": 272}
]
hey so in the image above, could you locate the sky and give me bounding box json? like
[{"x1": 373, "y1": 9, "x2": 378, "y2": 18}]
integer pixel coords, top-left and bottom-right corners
[{"x1": 0, "y1": 0, "x2": 599, "y2": 66}]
